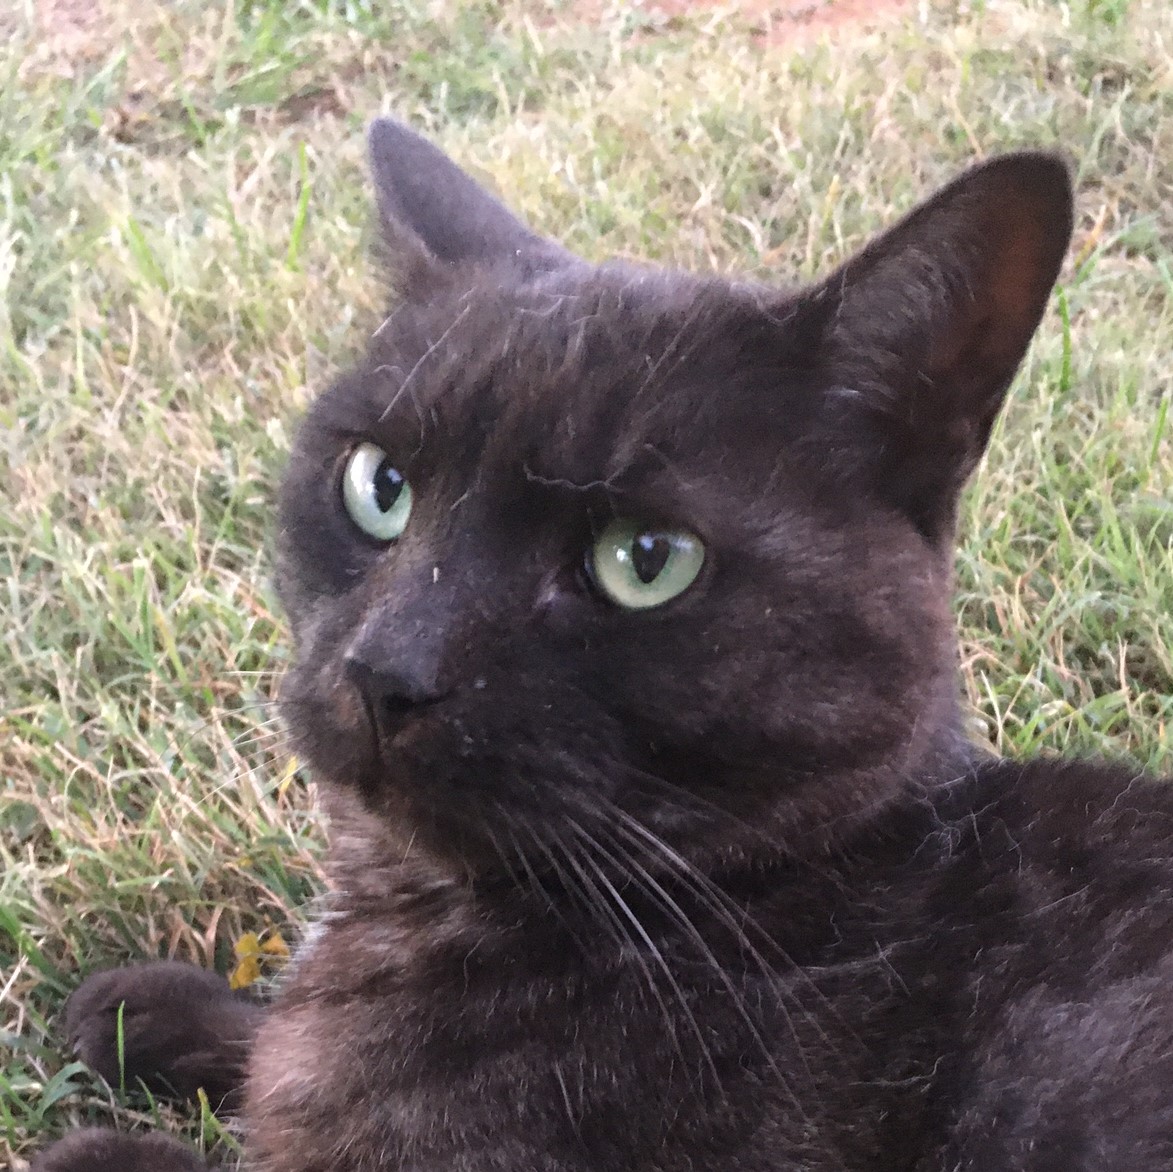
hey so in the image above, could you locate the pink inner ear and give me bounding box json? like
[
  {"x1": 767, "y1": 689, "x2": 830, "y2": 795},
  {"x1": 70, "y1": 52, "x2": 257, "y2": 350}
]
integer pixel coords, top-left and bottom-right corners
[
  {"x1": 927, "y1": 192, "x2": 1067, "y2": 386},
  {"x1": 821, "y1": 153, "x2": 1071, "y2": 398},
  {"x1": 988, "y1": 211, "x2": 1065, "y2": 334},
  {"x1": 810, "y1": 153, "x2": 1072, "y2": 540}
]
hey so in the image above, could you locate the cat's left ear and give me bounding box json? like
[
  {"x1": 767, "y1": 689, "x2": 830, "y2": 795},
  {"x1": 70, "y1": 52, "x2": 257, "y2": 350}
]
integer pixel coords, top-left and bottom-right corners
[
  {"x1": 368, "y1": 118, "x2": 571, "y2": 286},
  {"x1": 806, "y1": 151, "x2": 1073, "y2": 539}
]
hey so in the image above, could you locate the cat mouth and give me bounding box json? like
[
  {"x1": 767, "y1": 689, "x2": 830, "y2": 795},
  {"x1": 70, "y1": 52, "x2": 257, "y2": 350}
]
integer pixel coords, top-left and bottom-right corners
[
  {"x1": 383, "y1": 716, "x2": 445, "y2": 758},
  {"x1": 359, "y1": 693, "x2": 448, "y2": 760},
  {"x1": 381, "y1": 694, "x2": 446, "y2": 735}
]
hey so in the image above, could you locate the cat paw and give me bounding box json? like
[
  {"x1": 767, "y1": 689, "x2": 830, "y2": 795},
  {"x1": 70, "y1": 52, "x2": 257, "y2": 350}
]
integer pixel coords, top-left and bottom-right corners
[
  {"x1": 31, "y1": 1128, "x2": 208, "y2": 1172},
  {"x1": 65, "y1": 961, "x2": 264, "y2": 1108}
]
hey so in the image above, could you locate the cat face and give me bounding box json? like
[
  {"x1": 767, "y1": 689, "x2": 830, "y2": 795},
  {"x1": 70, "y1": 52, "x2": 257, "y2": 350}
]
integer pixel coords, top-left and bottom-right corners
[{"x1": 275, "y1": 122, "x2": 1072, "y2": 875}]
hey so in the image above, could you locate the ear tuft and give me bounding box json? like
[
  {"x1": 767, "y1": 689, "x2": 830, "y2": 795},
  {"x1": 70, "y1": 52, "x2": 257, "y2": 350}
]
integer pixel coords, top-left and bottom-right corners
[{"x1": 367, "y1": 118, "x2": 569, "y2": 279}]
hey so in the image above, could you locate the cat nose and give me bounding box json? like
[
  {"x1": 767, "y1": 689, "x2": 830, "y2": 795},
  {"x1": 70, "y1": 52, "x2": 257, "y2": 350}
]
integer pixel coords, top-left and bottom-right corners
[{"x1": 344, "y1": 654, "x2": 447, "y2": 718}]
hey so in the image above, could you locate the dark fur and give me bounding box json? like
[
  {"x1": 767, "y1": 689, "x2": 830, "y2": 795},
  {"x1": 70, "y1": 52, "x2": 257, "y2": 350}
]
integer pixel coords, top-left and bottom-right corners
[
  {"x1": 63, "y1": 962, "x2": 262, "y2": 1109},
  {"x1": 38, "y1": 123, "x2": 1173, "y2": 1171},
  {"x1": 30, "y1": 1128, "x2": 209, "y2": 1172}
]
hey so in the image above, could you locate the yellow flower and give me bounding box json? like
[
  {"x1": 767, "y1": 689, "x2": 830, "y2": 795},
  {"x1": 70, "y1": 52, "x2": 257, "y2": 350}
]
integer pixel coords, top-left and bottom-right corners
[{"x1": 229, "y1": 930, "x2": 289, "y2": 989}]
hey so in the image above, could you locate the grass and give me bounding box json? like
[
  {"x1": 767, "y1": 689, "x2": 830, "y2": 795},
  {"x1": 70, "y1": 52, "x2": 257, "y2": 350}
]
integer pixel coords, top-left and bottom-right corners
[{"x1": 2, "y1": 0, "x2": 1170, "y2": 1164}]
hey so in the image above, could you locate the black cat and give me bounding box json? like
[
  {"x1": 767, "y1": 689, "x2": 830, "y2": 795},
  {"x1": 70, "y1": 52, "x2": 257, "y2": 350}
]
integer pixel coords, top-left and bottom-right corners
[{"x1": 35, "y1": 120, "x2": 1173, "y2": 1172}]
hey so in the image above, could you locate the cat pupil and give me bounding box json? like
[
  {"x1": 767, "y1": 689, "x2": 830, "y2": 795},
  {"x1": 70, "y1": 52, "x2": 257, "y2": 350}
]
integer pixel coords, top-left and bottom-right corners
[
  {"x1": 373, "y1": 461, "x2": 404, "y2": 513},
  {"x1": 631, "y1": 533, "x2": 671, "y2": 584}
]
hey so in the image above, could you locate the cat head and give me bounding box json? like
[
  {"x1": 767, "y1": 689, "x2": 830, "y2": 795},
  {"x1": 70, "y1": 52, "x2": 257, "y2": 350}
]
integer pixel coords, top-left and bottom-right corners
[{"x1": 276, "y1": 120, "x2": 1072, "y2": 879}]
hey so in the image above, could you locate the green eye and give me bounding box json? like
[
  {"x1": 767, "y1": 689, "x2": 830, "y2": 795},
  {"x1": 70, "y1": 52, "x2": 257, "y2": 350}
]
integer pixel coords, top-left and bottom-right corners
[
  {"x1": 590, "y1": 519, "x2": 705, "y2": 610},
  {"x1": 342, "y1": 442, "x2": 413, "y2": 541}
]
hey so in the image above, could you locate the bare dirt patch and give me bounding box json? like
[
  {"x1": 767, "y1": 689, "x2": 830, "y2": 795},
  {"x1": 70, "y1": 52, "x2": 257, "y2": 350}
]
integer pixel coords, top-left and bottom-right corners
[
  {"x1": 574, "y1": 0, "x2": 913, "y2": 45},
  {"x1": 14, "y1": 0, "x2": 118, "y2": 80}
]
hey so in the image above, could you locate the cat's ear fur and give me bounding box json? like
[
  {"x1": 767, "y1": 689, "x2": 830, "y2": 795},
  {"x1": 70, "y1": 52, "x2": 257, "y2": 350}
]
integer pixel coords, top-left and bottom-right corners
[
  {"x1": 368, "y1": 118, "x2": 569, "y2": 285},
  {"x1": 806, "y1": 152, "x2": 1074, "y2": 540}
]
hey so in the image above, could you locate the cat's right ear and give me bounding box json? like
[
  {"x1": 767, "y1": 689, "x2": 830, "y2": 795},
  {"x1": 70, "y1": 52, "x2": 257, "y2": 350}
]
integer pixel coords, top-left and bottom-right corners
[{"x1": 368, "y1": 118, "x2": 570, "y2": 287}]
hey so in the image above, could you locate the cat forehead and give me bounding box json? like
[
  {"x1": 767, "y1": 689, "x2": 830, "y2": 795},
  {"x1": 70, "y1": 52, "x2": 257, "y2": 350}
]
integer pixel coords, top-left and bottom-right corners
[
  {"x1": 337, "y1": 264, "x2": 814, "y2": 484},
  {"x1": 369, "y1": 264, "x2": 768, "y2": 392}
]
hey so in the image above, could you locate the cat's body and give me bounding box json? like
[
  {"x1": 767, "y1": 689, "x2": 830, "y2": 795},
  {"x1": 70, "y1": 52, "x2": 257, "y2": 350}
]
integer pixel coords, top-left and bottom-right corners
[
  {"x1": 34, "y1": 122, "x2": 1173, "y2": 1172},
  {"x1": 244, "y1": 758, "x2": 1173, "y2": 1171}
]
